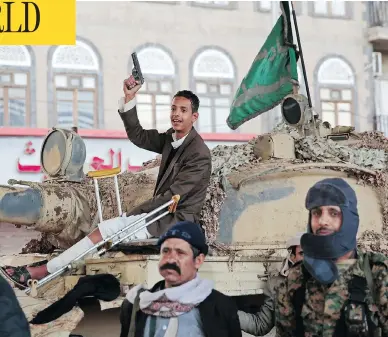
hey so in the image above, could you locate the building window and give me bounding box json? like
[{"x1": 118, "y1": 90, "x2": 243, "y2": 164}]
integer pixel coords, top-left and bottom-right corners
[
  {"x1": 191, "y1": 48, "x2": 236, "y2": 133},
  {"x1": 51, "y1": 40, "x2": 101, "y2": 129},
  {"x1": 190, "y1": 1, "x2": 236, "y2": 9},
  {"x1": 310, "y1": 0, "x2": 350, "y2": 18},
  {"x1": 254, "y1": 1, "x2": 301, "y2": 15},
  {"x1": 133, "y1": 45, "x2": 176, "y2": 132},
  {"x1": 0, "y1": 46, "x2": 33, "y2": 127},
  {"x1": 317, "y1": 57, "x2": 355, "y2": 127},
  {"x1": 255, "y1": 0, "x2": 271, "y2": 12}
]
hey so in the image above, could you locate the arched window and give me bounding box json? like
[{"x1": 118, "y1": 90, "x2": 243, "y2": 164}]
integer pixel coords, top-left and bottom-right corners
[
  {"x1": 132, "y1": 45, "x2": 176, "y2": 132},
  {"x1": 50, "y1": 39, "x2": 101, "y2": 129},
  {"x1": 316, "y1": 57, "x2": 355, "y2": 127},
  {"x1": 191, "y1": 47, "x2": 236, "y2": 133},
  {"x1": 0, "y1": 46, "x2": 33, "y2": 126}
]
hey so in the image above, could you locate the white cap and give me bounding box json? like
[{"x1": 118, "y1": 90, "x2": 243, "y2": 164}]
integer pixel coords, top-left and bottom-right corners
[{"x1": 286, "y1": 232, "x2": 304, "y2": 249}]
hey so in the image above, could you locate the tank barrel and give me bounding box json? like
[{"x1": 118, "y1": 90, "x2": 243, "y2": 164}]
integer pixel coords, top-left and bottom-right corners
[
  {"x1": 0, "y1": 183, "x2": 92, "y2": 248},
  {"x1": 0, "y1": 186, "x2": 41, "y2": 225}
]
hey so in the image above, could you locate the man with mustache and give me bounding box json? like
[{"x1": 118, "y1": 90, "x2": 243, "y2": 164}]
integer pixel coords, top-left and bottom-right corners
[
  {"x1": 120, "y1": 220, "x2": 242, "y2": 337},
  {"x1": 275, "y1": 178, "x2": 388, "y2": 337},
  {"x1": 1, "y1": 76, "x2": 212, "y2": 289},
  {"x1": 238, "y1": 232, "x2": 304, "y2": 336}
]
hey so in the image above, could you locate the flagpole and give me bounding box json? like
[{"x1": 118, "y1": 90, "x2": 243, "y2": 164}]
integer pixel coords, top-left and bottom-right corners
[
  {"x1": 271, "y1": 0, "x2": 281, "y2": 130},
  {"x1": 290, "y1": 1, "x2": 313, "y2": 109}
]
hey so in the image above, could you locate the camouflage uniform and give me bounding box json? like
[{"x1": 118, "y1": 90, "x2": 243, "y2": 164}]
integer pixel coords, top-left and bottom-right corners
[{"x1": 275, "y1": 250, "x2": 388, "y2": 337}]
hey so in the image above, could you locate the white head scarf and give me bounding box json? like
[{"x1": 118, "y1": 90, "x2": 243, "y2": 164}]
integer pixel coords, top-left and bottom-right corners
[{"x1": 280, "y1": 232, "x2": 304, "y2": 277}]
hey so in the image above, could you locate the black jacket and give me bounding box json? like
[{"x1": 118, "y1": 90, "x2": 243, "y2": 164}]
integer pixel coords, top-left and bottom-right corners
[
  {"x1": 0, "y1": 275, "x2": 31, "y2": 337},
  {"x1": 120, "y1": 280, "x2": 241, "y2": 337}
]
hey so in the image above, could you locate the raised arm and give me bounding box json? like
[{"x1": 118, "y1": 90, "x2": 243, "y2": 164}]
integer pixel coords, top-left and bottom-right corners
[
  {"x1": 118, "y1": 76, "x2": 167, "y2": 154},
  {"x1": 119, "y1": 98, "x2": 166, "y2": 154}
]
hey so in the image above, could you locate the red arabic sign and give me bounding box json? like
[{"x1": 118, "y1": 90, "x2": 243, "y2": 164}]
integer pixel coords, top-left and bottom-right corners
[{"x1": 17, "y1": 141, "x2": 142, "y2": 174}]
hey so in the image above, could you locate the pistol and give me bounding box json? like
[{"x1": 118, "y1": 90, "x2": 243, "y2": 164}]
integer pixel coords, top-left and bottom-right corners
[{"x1": 131, "y1": 52, "x2": 145, "y2": 85}]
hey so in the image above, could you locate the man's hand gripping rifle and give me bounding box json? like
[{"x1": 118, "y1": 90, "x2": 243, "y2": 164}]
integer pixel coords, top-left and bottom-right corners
[{"x1": 25, "y1": 166, "x2": 180, "y2": 295}]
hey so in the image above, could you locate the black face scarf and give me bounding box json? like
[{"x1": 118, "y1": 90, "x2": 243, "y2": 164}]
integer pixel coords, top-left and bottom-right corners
[{"x1": 301, "y1": 178, "x2": 359, "y2": 285}]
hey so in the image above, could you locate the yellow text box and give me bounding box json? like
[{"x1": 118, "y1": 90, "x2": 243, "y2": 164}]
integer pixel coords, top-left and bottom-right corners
[{"x1": 0, "y1": 0, "x2": 76, "y2": 45}]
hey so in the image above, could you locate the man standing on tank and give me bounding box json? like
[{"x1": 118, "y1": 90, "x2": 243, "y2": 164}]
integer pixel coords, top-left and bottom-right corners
[
  {"x1": 1, "y1": 76, "x2": 212, "y2": 289},
  {"x1": 117, "y1": 75, "x2": 212, "y2": 239}
]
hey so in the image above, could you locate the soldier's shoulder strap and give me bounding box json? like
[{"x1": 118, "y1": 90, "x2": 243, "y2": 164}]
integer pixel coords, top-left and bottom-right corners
[
  {"x1": 362, "y1": 251, "x2": 388, "y2": 306},
  {"x1": 362, "y1": 253, "x2": 377, "y2": 305},
  {"x1": 291, "y1": 253, "x2": 388, "y2": 337},
  {"x1": 354, "y1": 251, "x2": 388, "y2": 337},
  {"x1": 363, "y1": 250, "x2": 388, "y2": 270},
  {"x1": 127, "y1": 288, "x2": 147, "y2": 337}
]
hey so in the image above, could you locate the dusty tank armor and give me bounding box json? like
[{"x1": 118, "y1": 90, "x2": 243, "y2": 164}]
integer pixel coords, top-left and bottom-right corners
[
  {"x1": 1, "y1": 119, "x2": 388, "y2": 254},
  {"x1": 3, "y1": 95, "x2": 388, "y2": 336}
]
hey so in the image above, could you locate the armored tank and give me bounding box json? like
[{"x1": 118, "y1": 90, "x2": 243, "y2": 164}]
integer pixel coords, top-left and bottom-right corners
[{"x1": 1, "y1": 93, "x2": 388, "y2": 337}]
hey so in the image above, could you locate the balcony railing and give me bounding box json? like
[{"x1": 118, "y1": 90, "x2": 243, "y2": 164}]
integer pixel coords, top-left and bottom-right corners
[{"x1": 369, "y1": 2, "x2": 388, "y2": 28}]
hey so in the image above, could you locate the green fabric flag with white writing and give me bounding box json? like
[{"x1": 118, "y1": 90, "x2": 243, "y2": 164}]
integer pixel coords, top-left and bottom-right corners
[{"x1": 227, "y1": 1, "x2": 298, "y2": 130}]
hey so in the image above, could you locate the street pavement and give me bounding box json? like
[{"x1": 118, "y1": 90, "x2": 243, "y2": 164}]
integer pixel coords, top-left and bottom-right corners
[{"x1": 0, "y1": 222, "x2": 40, "y2": 255}]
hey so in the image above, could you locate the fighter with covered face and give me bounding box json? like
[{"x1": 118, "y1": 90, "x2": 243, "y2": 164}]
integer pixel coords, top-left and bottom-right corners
[{"x1": 275, "y1": 177, "x2": 388, "y2": 337}]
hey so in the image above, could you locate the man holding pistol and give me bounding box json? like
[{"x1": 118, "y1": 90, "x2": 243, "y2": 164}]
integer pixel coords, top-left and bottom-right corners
[
  {"x1": 0, "y1": 75, "x2": 212, "y2": 289},
  {"x1": 118, "y1": 75, "x2": 212, "y2": 240}
]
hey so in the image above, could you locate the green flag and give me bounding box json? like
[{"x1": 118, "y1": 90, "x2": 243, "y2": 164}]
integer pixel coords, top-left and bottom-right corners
[{"x1": 227, "y1": 1, "x2": 298, "y2": 130}]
